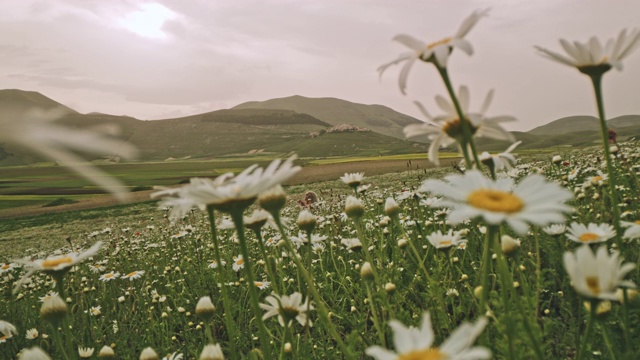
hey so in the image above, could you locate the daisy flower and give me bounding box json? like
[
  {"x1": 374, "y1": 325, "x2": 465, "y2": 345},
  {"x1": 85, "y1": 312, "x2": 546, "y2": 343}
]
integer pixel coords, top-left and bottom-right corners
[
  {"x1": 99, "y1": 272, "x2": 120, "y2": 282},
  {"x1": 25, "y1": 328, "x2": 39, "y2": 340},
  {"x1": 162, "y1": 352, "x2": 184, "y2": 360},
  {"x1": 479, "y1": 141, "x2": 522, "y2": 172},
  {"x1": 563, "y1": 245, "x2": 635, "y2": 300},
  {"x1": 88, "y1": 264, "x2": 106, "y2": 273},
  {"x1": 404, "y1": 86, "x2": 515, "y2": 165},
  {"x1": 0, "y1": 107, "x2": 138, "y2": 201},
  {"x1": 378, "y1": 9, "x2": 489, "y2": 94},
  {"x1": 621, "y1": 220, "x2": 640, "y2": 240},
  {"x1": 232, "y1": 255, "x2": 245, "y2": 272},
  {"x1": 340, "y1": 172, "x2": 365, "y2": 188},
  {"x1": 14, "y1": 242, "x2": 102, "y2": 291},
  {"x1": 420, "y1": 170, "x2": 573, "y2": 234},
  {"x1": 78, "y1": 347, "x2": 95, "y2": 358},
  {"x1": 254, "y1": 281, "x2": 271, "y2": 290},
  {"x1": 259, "y1": 292, "x2": 314, "y2": 327},
  {"x1": 427, "y1": 229, "x2": 466, "y2": 249},
  {"x1": 0, "y1": 320, "x2": 17, "y2": 338},
  {"x1": 152, "y1": 155, "x2": 300, "y2": 218},
  {"x1": 0, "y1": 262, "x2": 18, "y2": 273},
  {"x1": 341, "y1": 238, "x2": 363, "y2": 252},
  {"x1": 536, "y1": 28, "x2": 640, "y2": 72},
  {"x1": 568, "y1": 167, "x2": 581, "y2": 181},
  {"x1": 587, "y1": 171, "x2": 608, "y2": 186},
  {"x1": 365, "y1": 312, "x2": 490, "y2": 360},
  {"x1": 122, "y1": 270, "x2": 145, "y2": 281},
  {"x1": 543, "y1": 224, "x2": 567, "y2": 235},
  {"x1": 566, "y1": 222, "x2": 616, "y2": 244},
  {"x1": 208, "y1": 260, "x2": 227, "y2": 269}
]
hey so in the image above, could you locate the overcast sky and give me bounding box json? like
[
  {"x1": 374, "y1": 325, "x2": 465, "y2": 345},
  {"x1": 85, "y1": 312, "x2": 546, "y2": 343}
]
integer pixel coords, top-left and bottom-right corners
[{"x1": 1, "y1": 0, "x2": 639, "y2": 131}]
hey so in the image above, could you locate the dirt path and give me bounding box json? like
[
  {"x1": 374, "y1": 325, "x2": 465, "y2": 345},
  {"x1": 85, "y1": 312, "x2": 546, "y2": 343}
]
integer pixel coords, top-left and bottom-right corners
[{"x1": 0, "y1": 157, "x2": 457, "y2": 219}]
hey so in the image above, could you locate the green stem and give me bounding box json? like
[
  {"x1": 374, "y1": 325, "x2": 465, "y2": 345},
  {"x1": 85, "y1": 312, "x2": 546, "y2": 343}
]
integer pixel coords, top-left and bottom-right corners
[
  {"x1": 206, "y1": 207, "x2": 239, "y2": 359},
  {"x1": 437, "y1": 66, "x2": 482, "y2": 170},
  {"x1": 576, "y1": 300, "x2": 598, "y2": 360},
  {"x1": 589, "y1": 73, "x2": 624, "y2": 250},
  {"x1": 272, "y1": 213, "x2": 355, "y2": 359},
  {"x1": 479, "y1": 228, "x2": 493, "y2": 316},
  {"x1": 491, "y1": 226, "x2": 544, "y2": 359},
  {"x1": 365, "y1": 280, "x2": 387, "y2": 348},
  {"x1": 255, "y1": 230, "x2": 281, "y2": 295},
  {"x1": 230, "y1": 209, "x2": 274, "y2": 359},
  {"x1": 489, "y1": 230, "x2": 516, "y2": 359},
  {"x1": 599, "y1": 318, "x2": 618, "y2": 360}
]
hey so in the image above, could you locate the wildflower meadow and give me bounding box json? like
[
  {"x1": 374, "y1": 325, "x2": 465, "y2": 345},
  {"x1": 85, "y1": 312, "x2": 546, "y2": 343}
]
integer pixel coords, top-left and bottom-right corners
[{"x1": 2, "y1": 8, "x2": 640, "y2": 360}]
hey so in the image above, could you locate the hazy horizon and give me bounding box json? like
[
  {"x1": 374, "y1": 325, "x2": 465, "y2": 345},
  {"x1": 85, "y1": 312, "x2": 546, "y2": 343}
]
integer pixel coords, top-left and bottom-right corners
[{"x1": 2, "y1": 0, "x2": 639, "y2": 132}]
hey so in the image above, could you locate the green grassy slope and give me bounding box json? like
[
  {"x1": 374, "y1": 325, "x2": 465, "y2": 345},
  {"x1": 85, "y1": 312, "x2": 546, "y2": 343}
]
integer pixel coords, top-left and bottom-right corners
[{"x1": 233, "y1": 95, "x2": 423, "y2": 140}]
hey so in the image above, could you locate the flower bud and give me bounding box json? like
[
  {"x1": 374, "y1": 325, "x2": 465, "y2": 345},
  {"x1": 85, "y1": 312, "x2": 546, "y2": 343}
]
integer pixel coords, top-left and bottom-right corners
[
  {"x1": 98, "y1": 346, "x2": 116, "y2": 359},
  {"x1": 258, "y1": 185, "x2": 287, "y2": 215},
  {"x1": 296, "y1": 210, "x2": 317, "y2": 234},
  {"x1": 18, "y1": 347, "x2": 52, "y2": 360},
  {"x1": 195, "y1": 296, "x2": 216, "y2": 320},
  {"x1": 199, "y1": 344, "x2": 225, "y2": 360},
  {"x1": 40, "y1": 294, "x2": 67, "y2": 325},
  {"x1": 500, "y1": 235, "x2": 521, "y2": 255},
  {"x1": 552, "y1": 155, "x2": 562, "y2": 164},
  {"x1": 360, "y1": 262, "x2": 374, "y2": 281},
  {"x1": 384, "y1": 282, "x2": 396, "y2": 293},
  {"x1": 139, "y1": 347, "x2": 159, "y2": 360},
  {"x1": 344, "y1": 196, "x2": 365, "y2": 219},
  {"x1": 384, "y1": 197, "x2": 400, "y2": 217}
]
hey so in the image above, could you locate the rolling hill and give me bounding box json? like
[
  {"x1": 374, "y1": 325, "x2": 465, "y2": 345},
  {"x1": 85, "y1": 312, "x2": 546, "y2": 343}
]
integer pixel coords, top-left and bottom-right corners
[
  {"x1": 0, "y1": 90, "x2": 426, "y2": 165},
  {"x1": 528, "y1": 115, "x2": 640, "y2": 135},
  {"x1": 233, "y1": 95, "x2": 423, "y2": 140}
]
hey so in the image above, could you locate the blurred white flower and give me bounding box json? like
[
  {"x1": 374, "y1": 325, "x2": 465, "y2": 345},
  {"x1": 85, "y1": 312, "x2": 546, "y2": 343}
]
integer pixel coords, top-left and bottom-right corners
[
  {"x1": 420, "y1": 170, "x2": 573, "y2": 234},
  {"x1": 479, "y1": 141, "x2": 522, "y2": 171},
  {"x1": 366, "y1": 312, "x2": 490, "y2": 360},
  {"x1": 260, "y1": 292, "x2": 313, "y2": 327},
  {"x1": 379, "y1": 9, "x2": 489, "y2": 94},
  {"x1": 621, "y1": 220, "x2": 640, "y2": 240},
  {"x1": 152, "y1": 155, "x2": 300, "y2": 218},
  {"x1": 404, "y1": 86, "x2": 515, "y2": 165},
  {"x1": 536, "y1": 28, "x2": 640, "y2": 71},
  {"x1": 1, "y1": 108, "x2": 137, "y2": 201},
  {"x1": 564, "y1": 245, "x2": 635, "y2": 300},
  {"x1": 566, "y1": 222, "x2": 616, "y2": 244}
]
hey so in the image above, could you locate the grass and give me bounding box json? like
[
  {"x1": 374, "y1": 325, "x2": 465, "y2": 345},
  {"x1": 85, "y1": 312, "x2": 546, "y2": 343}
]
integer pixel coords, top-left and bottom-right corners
[{"x1": 0, "y1": 146, "x2": 639, "y2": 359}]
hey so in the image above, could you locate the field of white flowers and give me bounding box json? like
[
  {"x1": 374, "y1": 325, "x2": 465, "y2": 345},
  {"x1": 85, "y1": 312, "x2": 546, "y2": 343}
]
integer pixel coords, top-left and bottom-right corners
[{"x1": 2, "y1": 8, "x2": 640, "y2": 360}]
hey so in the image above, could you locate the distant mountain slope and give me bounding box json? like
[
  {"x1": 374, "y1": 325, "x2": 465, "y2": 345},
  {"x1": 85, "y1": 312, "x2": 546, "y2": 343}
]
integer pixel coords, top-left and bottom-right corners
[
  {"x1": 0, "y1": 89, "x2": 77, "y2": 114},
  {"x1": 528, "y1": 115, "x2": 640, "y2": 135},
  {"x1": 233, "y1": 95, "x2": 422, "y2": 140},
  {"x1": 0, "y1": 90, "x2": 425, "y2": 165}
]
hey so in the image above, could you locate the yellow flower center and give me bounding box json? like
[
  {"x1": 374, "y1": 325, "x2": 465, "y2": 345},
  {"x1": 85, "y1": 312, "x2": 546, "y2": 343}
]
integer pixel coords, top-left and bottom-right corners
[
  {"x1": 440, "y1": 240, "x2": 452, "y2": 247},
  {"x1": 441, "y1": 118, "x2": 477, "y2": 140},
  {"x1": 236, "y1": 258, "x2": 244, "y2": 265},
  {"x1": 634, "y1": 220, "x2": 640, "y2": 225},
  {"x1": 279, "y1": 306, "x2": 301, "y2": 322},
  {"x1": 126, "y1": 271, "x2": 138, "y2": 277},
  {"x1": 591, "y1": 176, "x2": 603, "y2": 183},
  {"x1": 104, "y1": 274, "x2": 115, "y2": 278},
  {"x1": 1, "y1": 263, "x2": 10, "y2": 270},
  {"x1": 579, "y1": 233, "x2": 600, "y2": 242},
  {"x1": 427, "y1": 37, "x2": 452, "y2": 49},
  {"x1": 42, "y1": 257, "x2": 73, "y2": 268},
  {"x1": 255, "y1": 282, "x2": 263, "y2": 287},
  {"x1": 398, "y1": 348, "x2": 447, "y2": 360},
  {"x1": 467, "y1": 189, "x2": 524, "y2": 214},
  {"x1": 586, "y1": 276, "x2": 600, "y2": 295}
]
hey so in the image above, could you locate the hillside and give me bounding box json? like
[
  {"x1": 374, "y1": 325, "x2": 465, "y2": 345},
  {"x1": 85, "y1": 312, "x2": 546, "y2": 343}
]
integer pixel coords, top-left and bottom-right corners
[
  {"x1": 0, "y1": 90, "x2": 425, "y2": 165},
  {"x1": 528, "y1": 115, "x2": 640, "y2": 135},
  {"x1": 0, "y1": 89, "x2": 77, "y2": 114},
  {"x1": 233, "y1": 95, "x2": 423, "y2": 140}
]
